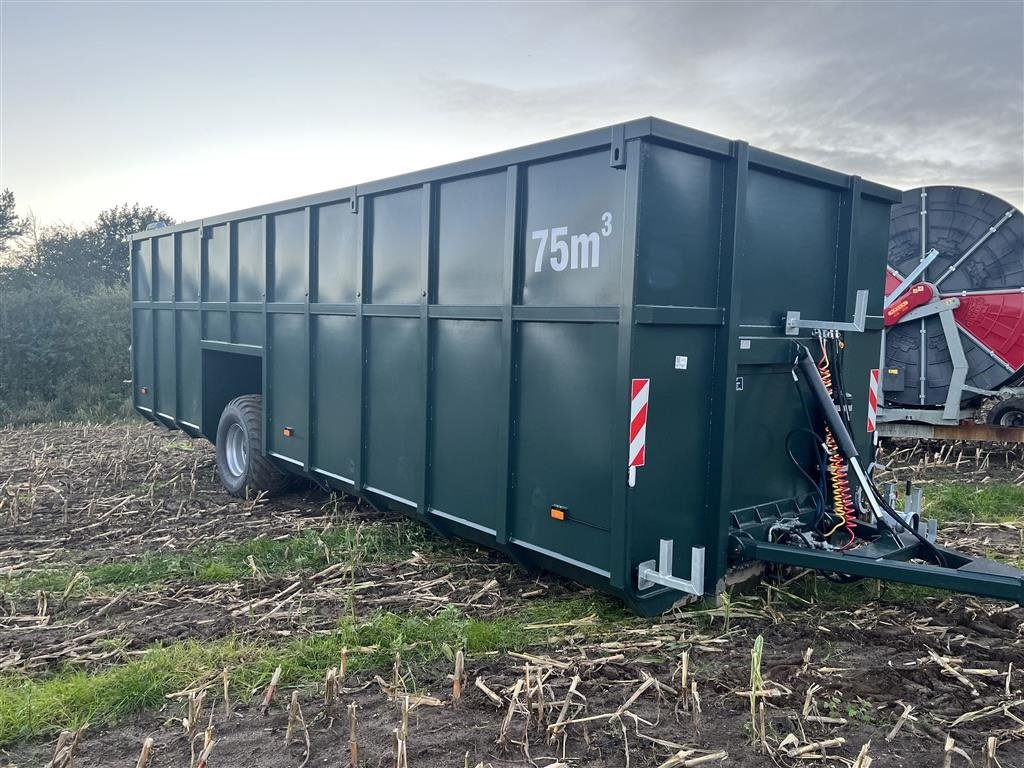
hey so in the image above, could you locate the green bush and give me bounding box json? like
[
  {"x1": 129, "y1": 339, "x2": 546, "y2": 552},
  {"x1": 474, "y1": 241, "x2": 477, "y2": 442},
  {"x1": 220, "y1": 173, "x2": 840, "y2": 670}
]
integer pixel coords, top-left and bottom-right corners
[{"x1": 0, "y1": 283, "x2": 132, "y2": 424}]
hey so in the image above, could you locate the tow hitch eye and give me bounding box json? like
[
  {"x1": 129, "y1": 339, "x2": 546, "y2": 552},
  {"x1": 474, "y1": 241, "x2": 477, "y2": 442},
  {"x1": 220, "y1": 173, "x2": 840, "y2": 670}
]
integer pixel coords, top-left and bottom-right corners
[{"x1": 637, "y1": 539, "x2": 705, "y2": 596}]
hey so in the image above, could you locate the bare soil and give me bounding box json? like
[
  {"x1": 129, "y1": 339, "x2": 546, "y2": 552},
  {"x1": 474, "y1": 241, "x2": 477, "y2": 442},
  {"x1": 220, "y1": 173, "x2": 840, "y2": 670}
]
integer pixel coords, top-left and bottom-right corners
[{"x1": 2, "y1": 424, "x2": 1023, "y2": 767}]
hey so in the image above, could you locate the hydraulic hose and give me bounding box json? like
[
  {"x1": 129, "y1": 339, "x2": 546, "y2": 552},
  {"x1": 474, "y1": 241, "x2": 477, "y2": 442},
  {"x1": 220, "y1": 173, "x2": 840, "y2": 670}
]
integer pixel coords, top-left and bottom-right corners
[{"x1": 793, "y1": 343, "x2": 948, "y2": 566}]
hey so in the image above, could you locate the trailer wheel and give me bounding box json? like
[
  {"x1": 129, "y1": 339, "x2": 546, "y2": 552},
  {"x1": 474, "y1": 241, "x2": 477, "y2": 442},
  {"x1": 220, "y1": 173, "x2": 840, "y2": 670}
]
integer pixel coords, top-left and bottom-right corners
[
  {"x1": 215, "y1": 395, "x2": 289, "y2": 498},
  {"x1": 988, "y1": 397, "x2": 1024, "y2": 428}
]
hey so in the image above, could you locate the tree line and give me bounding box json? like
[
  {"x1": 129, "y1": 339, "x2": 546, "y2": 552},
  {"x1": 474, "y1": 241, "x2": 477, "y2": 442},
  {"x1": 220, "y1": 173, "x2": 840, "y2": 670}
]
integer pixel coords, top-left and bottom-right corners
[
  {"x1": 0, "y1": 189, "x2": 173, "y2": 288},
  {"x1": 0, "y1": 189, "x2": 173, "y2": 423}
]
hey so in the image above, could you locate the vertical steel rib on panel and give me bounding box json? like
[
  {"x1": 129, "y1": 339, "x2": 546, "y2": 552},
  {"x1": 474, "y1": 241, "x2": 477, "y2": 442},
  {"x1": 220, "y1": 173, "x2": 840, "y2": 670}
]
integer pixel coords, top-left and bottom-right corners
[
  {"x1": 227, "y1": 223, "x2": 235, "y2": 343},
  {"x1": 149, "y1": 239, "x2": 157, "y2": 417},
  {"x1": 704, "y1": 140, "x2": 749, "y2": 594},
  {"x1": 837, "y1": 177, "x2": 863, "y2": 319},
  {"x1": 261, "y1": 215, "x2": 270, "y2": 448},
  {"x1": 418, "y1": 183, "x2": 435, "y2": 517},
  {"x1": 496, "y1": 165, "x2": 520, "y2": 546},
  {"x1": 353, "y1": 197, "x2": 366, "y2": 492},
  {"x1": 197, "y1": 224, "x2": 207, "y2": 429},
  {"x1": 609, "y1": 139, "x2": 641, "y2": 590},
  {"x1": 170, "y1": 232, "x2": 180, "y2": 425},
  {"x1": 303, "y1": 207, "x2": 314, "y2": 471}
]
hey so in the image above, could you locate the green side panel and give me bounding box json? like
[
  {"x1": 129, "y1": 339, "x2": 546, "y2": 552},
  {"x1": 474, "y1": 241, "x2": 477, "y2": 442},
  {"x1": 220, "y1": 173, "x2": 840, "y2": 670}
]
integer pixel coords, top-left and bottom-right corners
[
  {"x1": 741, "y1": 171, "x2": 841, "y2": 326},
  {"x1": 155, "y1": 235, "x2": 174, "y2": 301},
  {"x1": 521, "y1": 151, "x2": 624, "y2": 306},
  {"x1": 179, "y1": 230, "x2": 200, "y2": 302},
  {"x1": 154, "y1": 309, "x2": 175, "y2": 417},
  {"x1": 272, "y1": 210, "x2": 307, "y2": 303},
  {"x1": 233, "y1": 312, "x2": 263, "y2": 346},
  {"x1": 627, "y1": 326, "x2": 716, "y2": 589},
  {"x1": 205, "y1": 224, "x2": 229, "y2": 301},
  {"x1": 235, "y1": 218, "x2": 264, "y2": 302},
  {"x1": 267, "y1": 313, "x2": 307, "y2": 462},
  {"x1": 436, "y1": 172, "x2": 506, "y2": 305},
  {"x1": 635, "y1": 143, "x2": 724, "y2": 307},
  {"x1": 316, "y1": 202, "x2": 358, "y2": 304},
  {"x1": 369, "y1": 189, "x2": 422, "y2": 305},
  {"x1": 729, "y1": 364, "x2": 818, "y2": 511},
  {"x1": 203, "y1": 311, "x2": 229, "y2": 342},
  {"x1": 133, "y1": 309, "x2": 153, "y2": 410},
  {"x1": 513, "y1": 322, "x2": 616, "y2": 573},
  {"x1": 365, "y1": 317, "x2": 420, "y2": 503},
  {"x1": 311, "y1": 315, "x2": 360, "y2": 480},
  {"x1": 132, "y1": 240, "x2": 151, "y2": 300},
  {"x1": 430, "y1": 320, "x2": 504, "y2": 531},
  {"x1": 177, "y1": 310, "x2": 201, "y2": 426}
]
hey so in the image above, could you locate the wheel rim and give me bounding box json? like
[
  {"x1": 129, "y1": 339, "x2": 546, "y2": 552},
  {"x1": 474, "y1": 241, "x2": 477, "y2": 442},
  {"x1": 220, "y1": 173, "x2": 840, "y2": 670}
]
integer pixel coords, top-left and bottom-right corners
[
  {"x1": 999, "y1": 410, "x2": 1024, "y2": 427},
  {"x1": 225, "y1": 423, "x2": 248, "y2": 478}
]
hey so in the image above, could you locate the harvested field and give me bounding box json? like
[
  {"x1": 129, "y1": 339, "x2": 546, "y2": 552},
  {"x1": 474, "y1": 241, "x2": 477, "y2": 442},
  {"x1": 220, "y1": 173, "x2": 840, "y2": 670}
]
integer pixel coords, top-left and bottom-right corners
[{"x1": 2, "y1": 422, "x2": 1023, "y2": 767}]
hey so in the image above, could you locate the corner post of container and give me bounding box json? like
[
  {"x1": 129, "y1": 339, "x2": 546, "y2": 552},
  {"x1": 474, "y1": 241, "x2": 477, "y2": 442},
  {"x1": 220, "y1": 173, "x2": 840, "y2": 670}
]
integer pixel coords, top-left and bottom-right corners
[
  {"x1": 704, "y1": 139, "x2": 749, "y2": 598},
  {"x1": 418, "y1": 181, "x2": 437, "y2": 524},
  {"x1": 128, "y1": 234, "x2": 137, "y2": 413},
  {"x1": 496, "y1": 164, "x2": 521, "y2": 548},
  {"x1": 352, "y1": 189, "x2": 366, "y2": 493},
  {"x1": 303, "y1": 205, "x2": 316, "y2": 473},
  {"x1": 609, "y1": 133, "x2": 642, "y2": 591}
]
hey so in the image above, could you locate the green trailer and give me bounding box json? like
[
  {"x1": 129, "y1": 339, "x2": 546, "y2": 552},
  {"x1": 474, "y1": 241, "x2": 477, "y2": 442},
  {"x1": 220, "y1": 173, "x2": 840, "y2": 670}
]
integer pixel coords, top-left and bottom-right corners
[{"x1": 130, "y1": 117, "x2": 1024, "y2": 614}]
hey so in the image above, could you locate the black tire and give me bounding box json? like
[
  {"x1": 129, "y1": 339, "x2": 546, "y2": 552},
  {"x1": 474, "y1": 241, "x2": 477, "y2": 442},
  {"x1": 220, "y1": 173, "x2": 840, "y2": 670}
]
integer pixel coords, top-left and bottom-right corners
[
  {"x1": 215, "y1": 395, "x2": 290, "y2": 498},
  {"x1": 987, "y1": 397, "x2": 1024, "y2": 428}
]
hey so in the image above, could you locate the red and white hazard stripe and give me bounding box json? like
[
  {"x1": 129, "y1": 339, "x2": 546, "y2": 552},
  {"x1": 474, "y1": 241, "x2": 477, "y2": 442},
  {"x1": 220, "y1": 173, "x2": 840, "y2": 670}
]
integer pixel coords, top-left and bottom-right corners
[
  {"x1": 629, "y1": 378, "x2": 649, "y2": 470},
  {"x1": 867, "y1": 368, "x2": 879, "y2": 433}
]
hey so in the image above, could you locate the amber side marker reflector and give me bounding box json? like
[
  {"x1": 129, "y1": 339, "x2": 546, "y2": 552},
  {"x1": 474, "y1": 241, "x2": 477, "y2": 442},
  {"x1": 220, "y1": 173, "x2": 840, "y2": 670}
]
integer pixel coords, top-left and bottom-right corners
[
  {"x1": 550, "y1": 505, "x2": 567, "y2": 521},
  {"x1": 282, "y1": 427, "x2": 294, "y2": 437}
]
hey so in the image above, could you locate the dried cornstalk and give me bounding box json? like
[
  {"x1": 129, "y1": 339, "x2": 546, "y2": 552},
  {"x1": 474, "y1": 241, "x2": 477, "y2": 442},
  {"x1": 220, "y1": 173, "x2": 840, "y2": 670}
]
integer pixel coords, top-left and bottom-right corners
[
  {"x1": 348, "y1": 703, "x2": 359, "y2": 767},
  {"x1": 341, "y1": 646, "x2": 348, "y2": 683},
  {"x1": 885, "y1": 702, "x2": 914, "y2": 742},
  {"x1": 134, "y1": 737, "x2": 154, "y2": 768},
  {"x1": 678, "y1": 651, "x2": 690, "y2": 711},
  {"x1": 691, "y1": 681, "x2": 702, "y2": 738},
  {"x1": 984, "y1": 736, "x2": 998, "y2": 768},
  {"x1": 194, "y1": 737, "x2": 215, "y2": 768},
  {"x1": 260, "y1": 666, "x2": 282, "y2": 716},
  {"x1": 453, "y1": 649, "x2": 465, "y2": 700},
  {"x1": 784, "y1": 737, "x2": 846, "y2": 757},
  {"x1": 325, "y1": 666, "x2": 338, "y2": 710},
  {"x1": 222, "y1": 667, "x2": 231, "y2": 718},
  {"x1": 852, "y1": 741, "x2": 871, "y2": 768},
  {"x1": 287, "y1": 690, "x2": 300, "y2": 744},
  {"x1": 499, "y1": 679, "x2": 525, "y2": 744},
  {"x1": 475, "y1": 676, "x2": 503, "y2": 707},
  {"x1": 748, "y1": 634, "x2": 764, "y2": 740}
]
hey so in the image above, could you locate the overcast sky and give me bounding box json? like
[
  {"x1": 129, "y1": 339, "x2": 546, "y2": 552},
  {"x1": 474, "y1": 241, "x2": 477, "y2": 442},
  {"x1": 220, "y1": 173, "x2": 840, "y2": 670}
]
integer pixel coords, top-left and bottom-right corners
[{"x1": 1, "y1": 1, "x2": 1021, "y2": 226}]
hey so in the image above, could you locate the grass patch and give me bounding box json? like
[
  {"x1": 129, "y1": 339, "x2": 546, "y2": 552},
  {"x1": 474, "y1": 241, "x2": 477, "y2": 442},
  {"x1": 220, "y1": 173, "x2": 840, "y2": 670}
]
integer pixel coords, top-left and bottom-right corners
[
  {"x1": 923, "y1": 483, "x2": 1024, "y2": 523},
  {"x1": 0, "y1": 599, "x2": 629, "y2": 745},
  {"x1": 4, "y1": 521, "x2": 433, "y2": 597}
]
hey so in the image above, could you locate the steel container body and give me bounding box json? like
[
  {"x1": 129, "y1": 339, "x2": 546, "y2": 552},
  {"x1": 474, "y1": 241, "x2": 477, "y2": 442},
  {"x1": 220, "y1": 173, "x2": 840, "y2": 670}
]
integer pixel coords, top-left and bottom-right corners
[{"x1": 130, "y1": 118, "x2": 900, "y2": 614}]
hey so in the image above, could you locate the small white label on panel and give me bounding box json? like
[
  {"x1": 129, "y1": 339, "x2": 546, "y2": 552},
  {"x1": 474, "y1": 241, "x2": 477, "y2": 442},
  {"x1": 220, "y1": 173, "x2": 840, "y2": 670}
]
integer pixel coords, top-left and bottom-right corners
[
  {"x1": 740, "y1": 339, "x2": 752, "y2": 350},
  {"x1": 674, "y1": 355, "x2": 688, "y2": 370}
]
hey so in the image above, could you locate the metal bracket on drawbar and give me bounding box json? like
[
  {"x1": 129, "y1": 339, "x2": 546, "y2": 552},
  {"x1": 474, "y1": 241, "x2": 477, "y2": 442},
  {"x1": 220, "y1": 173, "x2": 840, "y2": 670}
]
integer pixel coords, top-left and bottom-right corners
[
  {"x1": 637, "y1": 539, "x2": 705, "y2": 595},
  {"x1": 785, "y1": 290, "x2": 869, "y2": 336}
]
